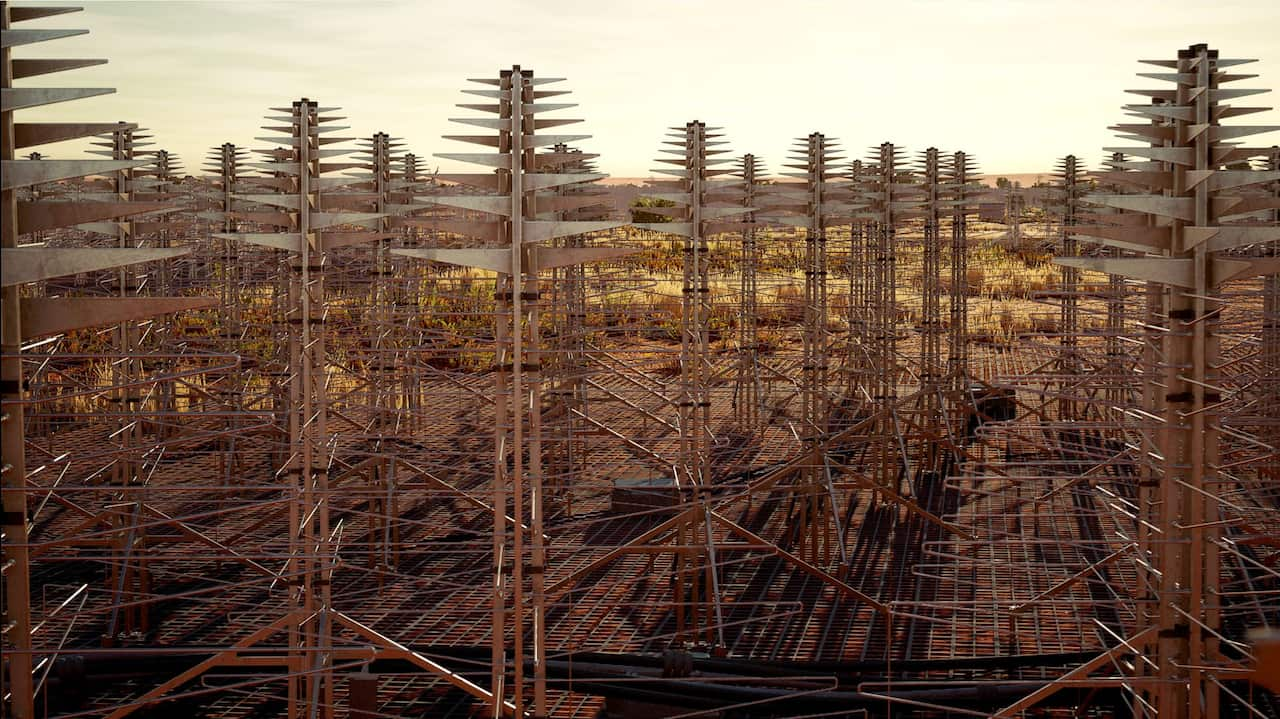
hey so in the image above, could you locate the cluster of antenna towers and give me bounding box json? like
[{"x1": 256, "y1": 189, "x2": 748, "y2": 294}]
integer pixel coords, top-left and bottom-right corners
[{"x1": 3, "y1": 5, "x2": 1279, "y2": 719}]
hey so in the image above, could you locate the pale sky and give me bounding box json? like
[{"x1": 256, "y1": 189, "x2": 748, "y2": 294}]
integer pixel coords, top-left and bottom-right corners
[{"x1": 12, "y1": 0, "x2": 1280, "y2": 178}]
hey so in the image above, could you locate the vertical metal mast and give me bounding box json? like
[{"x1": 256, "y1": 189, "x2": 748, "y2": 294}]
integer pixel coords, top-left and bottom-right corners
[
  {"x1": 866, "y1": 142, "x2": 915, "y2": 499},
  {"x1": 844, "y1": 158, "x2": 868, "y2": 413},
  {"x1": 681, "y1": 122, "x2": 711, "y2": 497},
  {"x1": 674, "y1": 121, "x2": 712, "y2": 643},
  {"x1": 395, "y1": 65, "x2": 627, "y2": 717},
  {"x1": 1058, "y1": 44, "x2": 1280, "y2": 718},
  {"x1": 219, "y1": 97, "x2": 388, "y2": 718},
  {"x1": 798, "y1": 134, "x2": 836, "y2": 561},
  {"x1": 102, "y1": 122, "x2": 151, "y2": 644},
  {"x1": 1265, "y1": 146, "x2": 1280, "y2": 456},
  {"x1": 545, "y1": 142, "x2": 605, "y2": 513},
  {"x1": 294, "y1": 97, "x2": 329, "y2": 718},
  {"x1": 1099, "y1": 151, "x2": 1130, "y2": 416},
  {"x1": 759, "y1": 132, "x2": 856, "y2": 563},
  {"x1": 1054, "y1": 154, "x2": 1085, "y2": 422},
  {"x1": 733, "y1": 153, "x2": 769, "y2": 433},
  {"x1": 918, "y1": 148, "x2": 945, "y2": 473},
  {"x1": 2, "y1": 7, "x2": 34, "y2": 713},
  {"x1": 633, "y1": 120, "x2": 746, "y2": 645},
  {"x1": 802, "y1": 133, "x2": 828, "y2": 562},
  {"x1": 200, "y1": 142, "x2": 250, "y2": 478},
  {"x1": 369, "y1": 132, "x2": 396, "y2": 441},
  {"x1": 947, "y1": 152, "x2": 976, "y2": 413},
  {"x1": 3, "y1": 6, "x2": 207, "y2": 714}
]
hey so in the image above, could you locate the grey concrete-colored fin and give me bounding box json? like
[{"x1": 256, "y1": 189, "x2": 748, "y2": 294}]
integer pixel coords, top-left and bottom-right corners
[
  {"x1": 1, "y1": 28, "x2": 89, "y2": 49},
  {"x1": 1, "y1": 247, "x2": 190, "y2": 287},
  {"x1": 393, "y1": 248, "x2": 510, "y2": 274},
  {"x1": 14, "y1": 122, "x2": 135, "y2": 148},
  {"x1": 522, "y1": 220, "x2": 628, "y2": 243},
  {"x1": 21, "y1": 296, "x2": 217, "y2": 340},
  {"x1": 213, "y1": 233, "x2": 304, "y2": 252},
  {"x1": 10, "y1": 58, "x2": 106, "y2": 79},
  {"x1": 1, "y1": 159, "x2": 149, "y2": 191},
  {"x1": 9, "y1": 7, "x2": 86, "y2": 22},
  {"x1": 16, "y1": 201, "x2": 172, "y2": 235},
  {"x1": 1054, "y1": 257, "x2": 1194, "y2": 288},
  {"x1": 422, "y1": 196, "x2": 512, "y2": 216}
]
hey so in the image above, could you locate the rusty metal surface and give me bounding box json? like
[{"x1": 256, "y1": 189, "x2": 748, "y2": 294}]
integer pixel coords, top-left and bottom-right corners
[{"x1": 2, "y1": 7, "x2": 1277, "y2": 717}]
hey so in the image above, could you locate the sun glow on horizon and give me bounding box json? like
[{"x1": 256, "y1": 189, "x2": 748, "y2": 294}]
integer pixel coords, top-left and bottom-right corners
[{"x1": 11, "y1": 0, "x2": 1279, "y2": 176}]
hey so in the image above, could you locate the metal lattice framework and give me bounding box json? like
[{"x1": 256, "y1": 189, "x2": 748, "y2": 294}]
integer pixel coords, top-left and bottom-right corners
[
  {"x1": 395, "y1": 65, "x2": 630, "y2": 718},
  {"x1": 769, "y1": 132, "x2": 856, "y2": 563},
  {"x1": 1051, "y1": 154, "x2": 1087, "y2": 422},
  {"x1": 2, "y1": 6, "x2": 212, "y2": 716},
  {"x1": 1049, "y1": 44, "x2": 1280, "y2": 717},
  {"x1": 2, "y1": 6, "x2": 1278, "y2": 716},
  {"x1": 732, "y1": 152, "x2": 770, "y2": 433},
  {"x1": 630, "y1": 120, "x2": 733, "y2": 645}
]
